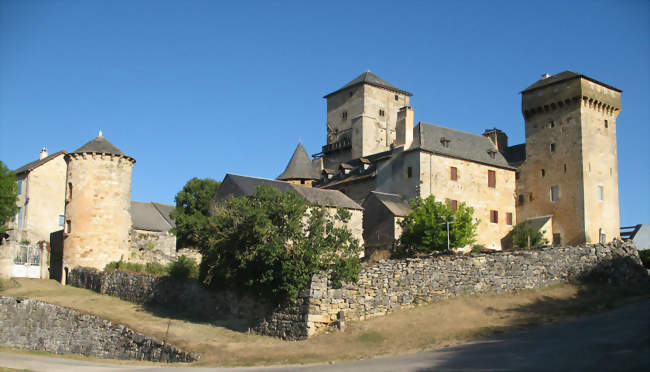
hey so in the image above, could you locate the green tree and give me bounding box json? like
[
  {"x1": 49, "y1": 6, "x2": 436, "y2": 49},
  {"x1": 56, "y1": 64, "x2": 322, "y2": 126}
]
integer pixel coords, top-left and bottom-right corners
[
  {"x1": 170, "y1": 177, "x2": 221, "y2": 247},
  {"x1": 511, "y1": 221, "x2": 549, "y2": 249},
  {"x1": 199, "y1": 185, "x2": 361, "y2": 304},
  {"x1": 0, "y1": 161, "x2": 19, "y2": 236},
  {"x1": 399, "y1": 195, "x2": 479, "y2": 254}
]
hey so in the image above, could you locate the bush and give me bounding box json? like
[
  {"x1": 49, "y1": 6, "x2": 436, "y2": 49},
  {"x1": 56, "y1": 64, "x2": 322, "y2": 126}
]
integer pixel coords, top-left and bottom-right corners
[
  {"x1": 470, "y1": 244, "x2": 488, "y2": 254},
  {"x1": 399, "y1": 195, "x2": 479, "y2": 255},
  {"x1": 638, "y1": 249, "x2": 650, "y2": 269},
  {"x1": 198, "y1": 185, "x2": 362, "y2": 304},
  {"x1": 167, "y1": 255, "x2": 198, "y2": 280},
  {"x1": 511, "y1": 221, "x2": 549, "y2": 249},
  {"x1": 104, "y1": 260, "x2": 168, "y2": 276},
  {"x1": 145, "y1": 261, "x2": 168, "y2": 276}
]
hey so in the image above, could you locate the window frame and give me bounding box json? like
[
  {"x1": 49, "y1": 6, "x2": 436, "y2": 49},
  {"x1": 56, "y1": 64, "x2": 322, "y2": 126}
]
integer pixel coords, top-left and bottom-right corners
[{"x1": 490, "y1": 210, "x2": 498, "y2": 224}]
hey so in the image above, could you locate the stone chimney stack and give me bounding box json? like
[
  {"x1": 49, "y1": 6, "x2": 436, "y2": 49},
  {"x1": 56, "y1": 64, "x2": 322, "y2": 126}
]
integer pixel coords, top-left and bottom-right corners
[
  {"x1": 39, "y1": 147, "x2": 48, "y2": 159},
  {"x1": 396, "y1": 106, "x2": 414, "y2": 149},
  {"x1": 482, "y1": 128, "x2": 508, "y2": 154}
]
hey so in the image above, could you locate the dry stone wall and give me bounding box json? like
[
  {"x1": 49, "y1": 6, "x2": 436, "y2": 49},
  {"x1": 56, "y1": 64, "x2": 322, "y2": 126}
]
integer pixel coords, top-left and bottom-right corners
[{"x1": 0, "y1": 296, "x2": 197, "y2": 362}]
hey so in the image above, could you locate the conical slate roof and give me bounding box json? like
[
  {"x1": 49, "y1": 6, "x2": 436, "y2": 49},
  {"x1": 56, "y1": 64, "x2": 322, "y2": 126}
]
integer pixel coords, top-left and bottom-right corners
[
  {"x1": 521, "y1": 70, "x2": 621, "y2": 93},
  {"x1": 277, "y1": 143, "x2": 319, "y2": 181},
  {"x1": 324, "y1": 70, "x2": 412, "y2": 98},
  {"x1": 73, "y1": 132, "x2": 135, "y2": 161}
]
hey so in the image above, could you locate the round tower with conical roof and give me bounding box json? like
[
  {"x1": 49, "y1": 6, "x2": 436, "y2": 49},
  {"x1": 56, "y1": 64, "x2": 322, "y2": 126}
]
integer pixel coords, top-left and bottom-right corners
[{"x1": 62, "y1": 131, "x2": 135, "y2": 279}]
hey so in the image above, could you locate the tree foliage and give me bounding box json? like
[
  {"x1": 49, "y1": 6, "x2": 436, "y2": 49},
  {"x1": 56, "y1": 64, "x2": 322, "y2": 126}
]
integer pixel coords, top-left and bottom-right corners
[
  {"x1": 0, "y1": 161, "x2": 19, "y2": 236},
  {"x1": 198, "y1": 185, "x2": 361, "y2": 304},
  {"x1": 511, "y1": 221, "x2": 549, "y2": 249},
  {"x1": 399, "y1": 195, "x2": 478, "y2": 254},
  {"x1": 170, "y1": 177, "x2": 221, "y2": 247}
]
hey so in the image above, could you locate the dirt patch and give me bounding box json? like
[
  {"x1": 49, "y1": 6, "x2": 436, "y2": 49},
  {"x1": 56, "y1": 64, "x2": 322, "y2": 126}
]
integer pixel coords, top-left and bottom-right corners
[{"x1": 2, "y1": 278, "x2": 648, "y2": 366}]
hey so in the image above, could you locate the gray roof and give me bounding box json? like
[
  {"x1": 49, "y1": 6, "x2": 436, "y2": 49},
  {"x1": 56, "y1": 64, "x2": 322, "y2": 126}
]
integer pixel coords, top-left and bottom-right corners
[
  {"x1": 277, "y1": 143, "x2": 319, "y2": 181},
  {"x1": 73, "y1": 134, "x2": 134, "y2": 161},
  {"x1": 504, "y1": 143, "x2": 526, "y2": 166},
  {"x1": 630, "y1": 224, "x2": 650, "y2": 251},
  {"x1": 131, "y1": 201, "x2": 175, "y2": 232},
  {"x1": 526, "y1": 215, "x2": 552, "y2": 232},
  {"x1": 13, "y1": 150, "x2": 66, "y2": 175},
  {"x1": 412, "y1": 123, "x2": 514, "y2": 169},
  {"x1": 216, "y1": 174, "x2": 363, "y2": 210},
  {"x1": 324, "y1": 71, "x2": 412, "y2": 98},
  {"x1": 521, "y1": 70, "x2": 621, "y2": 93},
  {"x1": 368, "y1": 191, "x2": 412, "y2": 217}
]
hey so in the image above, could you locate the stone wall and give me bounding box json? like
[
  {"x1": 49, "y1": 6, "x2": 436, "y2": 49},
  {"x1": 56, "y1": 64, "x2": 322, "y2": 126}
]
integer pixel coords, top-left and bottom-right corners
[
  {"x1": 128, "y1": 229, "x2": 177, "y2": 265},
  {"x1": 0, "y1": 296, "x2": 197, "y2": 362},
  {"x1": 68, "y1": 241, "x2": 646, "y2": 340},
  {"x1": 67, "y1": 268, "x2": 308, "y2": 340}
]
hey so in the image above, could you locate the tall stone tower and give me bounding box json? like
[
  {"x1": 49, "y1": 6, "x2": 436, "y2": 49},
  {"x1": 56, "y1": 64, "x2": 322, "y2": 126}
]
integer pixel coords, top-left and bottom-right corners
[
  {"x1": 516, "y1": 71, "x2": 621, "y2": 245},
  {"x1": 320, "y1": 71, "x2": 412, "y2": 166},
  {"x1": 62, "y1": 132, "x2": 135, "y2": 277}
]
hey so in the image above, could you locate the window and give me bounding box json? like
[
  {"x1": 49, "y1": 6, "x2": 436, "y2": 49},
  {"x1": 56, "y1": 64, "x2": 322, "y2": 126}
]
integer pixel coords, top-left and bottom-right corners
[
  {"x1": 518, "y1": 194, "x2": 524, "y2": 205},
  {"x1": 599, "y1": 228, "x2": 606, "y2": 244},
  {"x1": 379, "y1": 109, "x2": 385, "y2": 117},
  {"x1": 550, "y1": 185, "x2": 560, "y2": 202},
  {"x1": 487, "y1": 149, "x2": 497, "y2": 159},
  {"x1": 17, "y1": 179, "x2": 22, "y2": 195},
  {"x1": 490, "y1": 210, "x2": 498, "y2": 223},
  {"x1": 529, "y1": 192, "x2": 534, "y2": 202},
  {"x1": 598, "y1": 185, "x2": 604, "y2": 201},
  {"x1": 564, "y1": 164, "x2": 567, "y2": 173},
  {"x1": 604, "y1": 120, "x2": 608, "y2": 129},
  {"x1": 58, "y1": 215, "x2": 65, "y2": 227},
  {"x1": 440, "y1": 137, "x2": 450, "y2": 148},
  {"x1": 67, "y1": 183, "x2": 72, "y2": 200},
  {"x1": 300, "y1": 180, "x2": 305, "y2": 185},
  {"x1": 506, "y1": 212, "x2": 513, "y2": 225},
  {"x1": 450, "y1": 167, "x2": 458, "y2": 181},
  {"x1": 394, "y1": 94, "x2": 399, "y2": 101},
  {"x1": 449, "y1": 199, "x2": 458, "y2": 211},
  {"x1": 550, "y1": 143, "x2": 556, "y2": 152},
  {"x1": 515, "y1": 172, "x2": 520, "y2": 180},
  {"x1": 488, "y1": 170, "x2": 496, "y2": 188},
  {"x1": 17, "y1": 207, "x2": 24, "y2": 229},
  {"x1": 349, "y1": 91, "x2": 353, "y2": 97},
  {"x1": 541, "y1": 169, "x2": 546, "y2": 177},
  {"x1": 65, "y1": 219, "x2": 71, "y2": 234},
  {"x1": 553, "y1": 233, "x2": 562, "y2": 245},
  {"x1": 549, "y1": 120, "x2": 555, "y2": 128},
  {"x1": 407, "y1": 166, "x2": 413, "y2": 178},
  {"x1": 341, "y1": 111, "x2": 348, "y2": 120}
]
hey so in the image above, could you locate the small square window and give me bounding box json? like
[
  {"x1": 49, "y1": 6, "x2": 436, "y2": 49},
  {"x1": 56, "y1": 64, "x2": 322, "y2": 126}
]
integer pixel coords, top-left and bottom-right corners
[
  {"x1": 58, "y1": 215, "x2": 65, "y2": 227},
  {"x1": 488, "y1": 170, "x2": 496, "y2": 188},
  {"x1": 490, "y1": 210, "x2": 498, "y2": 224},
  {"x1": 550, "y1": 185, "x2": 560, "y2": 202},
  {"x1": 518, "y1": 194, "x2": 524, "y2": 205},
  {"x1": 379, "y1": 109, "x2": 385, "y2": 117},
  {"x1": 17, "y1": 179, "x2": 23, "y2": 195},
  {"x1": 550, "y1": 143, "x2": 556, "y2": 152},
  {"x1": 407, "y1": 166, "x2": 412, "y2": 178},
  {"x1": 529, "y1": 193, "x2": 534, "y2": 202},
  {"x1": 604, "y1": 120, "x2": 608, "y2": 129},
  {"x1": 549, "y1": 120, "x2": 555, "y2": 128},
  {"x1": 506, "y1": 212, "x2": 513, "y2": 225},
  {"x1": 342, "y1": 111, "x2": 348, "y2": 120},
  {"x1": 394, "y1": 94, "x2": 399, "y2": 101},
  {"x1": 449, "y1": 199, "x2": 458, "y2": 211},
  {"x1": 65, "y1": 219, "x2": 71, "y2": 234},
  {"x1": 541, "y1": 169, "x2": 546, "y2": 177},
  {"x1": 564, "y1": 164, "x2": 567, "y2": 173},
  {"x1": 450, "y1": 167, "x2": 458, "y2": 181},
  {"x1": 349, "y1": 91, "x2": 353, "y2": 97},
  {"x1": 553, "y1": 233, "x2": 561, "y2": 245},
  {"x1": 598, "y1": 185, "x2": 604, "y2": 201}
]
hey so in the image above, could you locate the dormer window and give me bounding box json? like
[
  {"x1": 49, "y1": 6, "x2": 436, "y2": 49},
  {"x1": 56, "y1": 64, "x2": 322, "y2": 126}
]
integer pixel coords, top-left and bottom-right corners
[
  {"x1": 487, "y1": 149, "x2": 497, "y2": 159},
  {"x1": 440, "y1": 137, "x2": 450, "y2": 148}
]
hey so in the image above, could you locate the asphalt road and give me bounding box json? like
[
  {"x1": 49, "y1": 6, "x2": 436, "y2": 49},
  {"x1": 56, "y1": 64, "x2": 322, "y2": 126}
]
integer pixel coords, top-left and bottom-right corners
[{"x1": 1, "y1": 299, "x2": 649, "y2": 372}]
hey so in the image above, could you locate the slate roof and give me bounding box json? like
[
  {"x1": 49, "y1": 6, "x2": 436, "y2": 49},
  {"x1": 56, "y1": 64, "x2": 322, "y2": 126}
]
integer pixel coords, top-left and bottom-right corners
[
  {"x1": 521, "y1": 71, "x2": 621, "y2": 93},
  {"x1": 526, "y1": 215, "x2": 552, "y2": 232},
  {"x1": 324, "y1": 71, "x2": 412, "y2": 98},
  {"x1": 216, "y1": 174, "x2": 363, "y2": 210},
  {"x1": 73, "y1": 134, "x2": 134, "y2": 161},
  {"x1": 131, "y1": 201, "x2": 175, "y2": 232},
  {"x1": 504, "y1": 143, "x2": 526, "y2": 166},
  {"x1": 369, "y1": 191, "x2": 412, "y2": 217},
  {"x1": 13, "y1": 150, "x2": 66, "y2": 175},
  {"x1": 412, "y1": 123, "x2": 514, "y2": 169},
  {"x1": 277, "y1": 143, "x2": 320, "y2": 181}
]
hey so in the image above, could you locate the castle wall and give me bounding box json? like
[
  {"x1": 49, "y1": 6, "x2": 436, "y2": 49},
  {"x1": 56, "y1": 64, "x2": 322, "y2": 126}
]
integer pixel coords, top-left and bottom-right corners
[
  {"x1": 63, "y1": 154, "x2": 134, "y2": 271},
  {"x1": 375, "y1": 150, "x2": 421, "y2": 201},
  {"x1": 12, "y1": 155, "x2": 67, "y2": 244},
  {"x1": 419, "y1": 152, "x2": 516, "y2": 249}
]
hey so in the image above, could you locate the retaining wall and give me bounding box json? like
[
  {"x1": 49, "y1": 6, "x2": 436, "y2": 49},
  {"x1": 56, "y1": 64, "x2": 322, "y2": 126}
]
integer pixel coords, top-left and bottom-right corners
[{"x1": 0, "y1": 296, "x2": 198, "y2": 362}]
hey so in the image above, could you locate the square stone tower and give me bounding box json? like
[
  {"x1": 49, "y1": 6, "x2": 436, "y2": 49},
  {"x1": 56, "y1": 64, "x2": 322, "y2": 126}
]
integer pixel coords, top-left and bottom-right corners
[
  {"x1": 321, "y1": 71, "x2": 412, "y2": 166},
  {"x1": 517, "y1": 71, "x2": 621, "y2": 245}
]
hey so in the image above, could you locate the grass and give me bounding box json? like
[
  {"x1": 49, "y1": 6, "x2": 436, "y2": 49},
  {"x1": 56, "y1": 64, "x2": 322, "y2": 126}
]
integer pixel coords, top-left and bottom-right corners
[{"x1": 1, "y1": 278, "x2": 648, "y2": 367}]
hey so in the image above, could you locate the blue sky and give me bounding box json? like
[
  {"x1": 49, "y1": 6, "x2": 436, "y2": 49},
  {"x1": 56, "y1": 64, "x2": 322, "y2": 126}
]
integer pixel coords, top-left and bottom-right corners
[{"x1": 1, "y1": 0, "x2": 648, "y2": 226}]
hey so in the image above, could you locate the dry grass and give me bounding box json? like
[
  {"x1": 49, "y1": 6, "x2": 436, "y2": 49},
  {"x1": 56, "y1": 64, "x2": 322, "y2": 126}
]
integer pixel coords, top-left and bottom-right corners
[{"x1": 2, "y1": 278, "x2": 648, "y2": 367}]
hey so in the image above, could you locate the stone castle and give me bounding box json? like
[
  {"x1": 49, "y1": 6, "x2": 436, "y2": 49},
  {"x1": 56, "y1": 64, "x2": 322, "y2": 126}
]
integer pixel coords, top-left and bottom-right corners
[
  {"x1": 4, "y1": 70, "x2": 622, "y2": 280},
  {"x1": 277, "y1": 70, "x2": 621, "y2": 251}
]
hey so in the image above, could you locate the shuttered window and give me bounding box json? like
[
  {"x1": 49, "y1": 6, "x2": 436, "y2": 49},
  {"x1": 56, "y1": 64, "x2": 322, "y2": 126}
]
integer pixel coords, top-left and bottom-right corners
[
  {"x1": 488, "y1": 170, "x2": 496, "y2": 188},
  {"x1": 506, "y1": 212, "x2": 513, "y2": 225},
  {"x1": 490, "y1": 210, "x2": 498, "y2": 223},
  {"x1": 450, "y1": 167, "x2": 458, "y2": 181}
]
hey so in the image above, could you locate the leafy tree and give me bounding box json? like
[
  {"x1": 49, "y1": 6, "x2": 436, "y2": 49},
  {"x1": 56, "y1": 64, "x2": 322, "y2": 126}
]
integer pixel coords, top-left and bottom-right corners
[
  {"x1": 167, "y1": 255, "x2": 198, "y2": 279},
  {"x1": 199, "y1": 185, "x2": 361, "y2": 304},
  {"x1": 0, "y1": 161, "x2": 19, "y2": 236},
  {"x1": 399, "y1": 195, "x2": 478, "y2": 254},
  {"x1": 170, "y1": 177, "x2": 221, "y2": 247},
  {"x1": 511, "y1": 221, "x2": 549, "y2": 249}
]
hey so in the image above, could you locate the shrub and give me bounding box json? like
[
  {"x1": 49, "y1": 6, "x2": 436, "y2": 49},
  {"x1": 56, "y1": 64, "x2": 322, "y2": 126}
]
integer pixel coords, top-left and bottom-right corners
[
  {"x1": 145, "y1": 261, "x2": 168, "y2": 276},
  {"x1": 104, "y1": 260, "x2": 168, "y2": 276},
  {"x1": 511, "y1": 221, "x2": 549, "y2": 249},
  {"x1": 198, "y1": 185, "x2": 362, "y2": 304},
  {"x1": 167, "y1": 255, "x2": 198, "y2": 280},
  {"x1": 638, "y1": 249, "x2": 650, "y2": 269},
  {"x1": 399, "y1": 195, "x2": 479, "y2": 255},
  {"x1": 470, "y1": 244, "x2": 488, "y2": 254}
]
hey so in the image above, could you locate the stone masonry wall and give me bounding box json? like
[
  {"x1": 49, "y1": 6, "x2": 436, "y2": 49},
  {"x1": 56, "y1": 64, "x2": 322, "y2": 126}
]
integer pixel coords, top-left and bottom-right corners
[
  {"x1": 0, "y1": 296, "x2": 197, "y2": 362},
  {"x1": 305, "y1": 240, "x2": 647, "y2": 335}
]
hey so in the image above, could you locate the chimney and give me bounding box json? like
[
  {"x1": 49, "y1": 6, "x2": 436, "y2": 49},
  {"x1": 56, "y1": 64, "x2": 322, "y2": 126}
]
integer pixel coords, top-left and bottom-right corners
[
  {"x1": 39, "y1": 147, "x2": 48, "y2": 159},
  {"x1": 542, "y1": 73, "x2": 552, "y2": 79},
  {"x1": 482, "y1": 128, "x2": 508, "y2": 154},
  {"x1": 396, "y1": 106, "x2": 414, "y2": 149}
]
